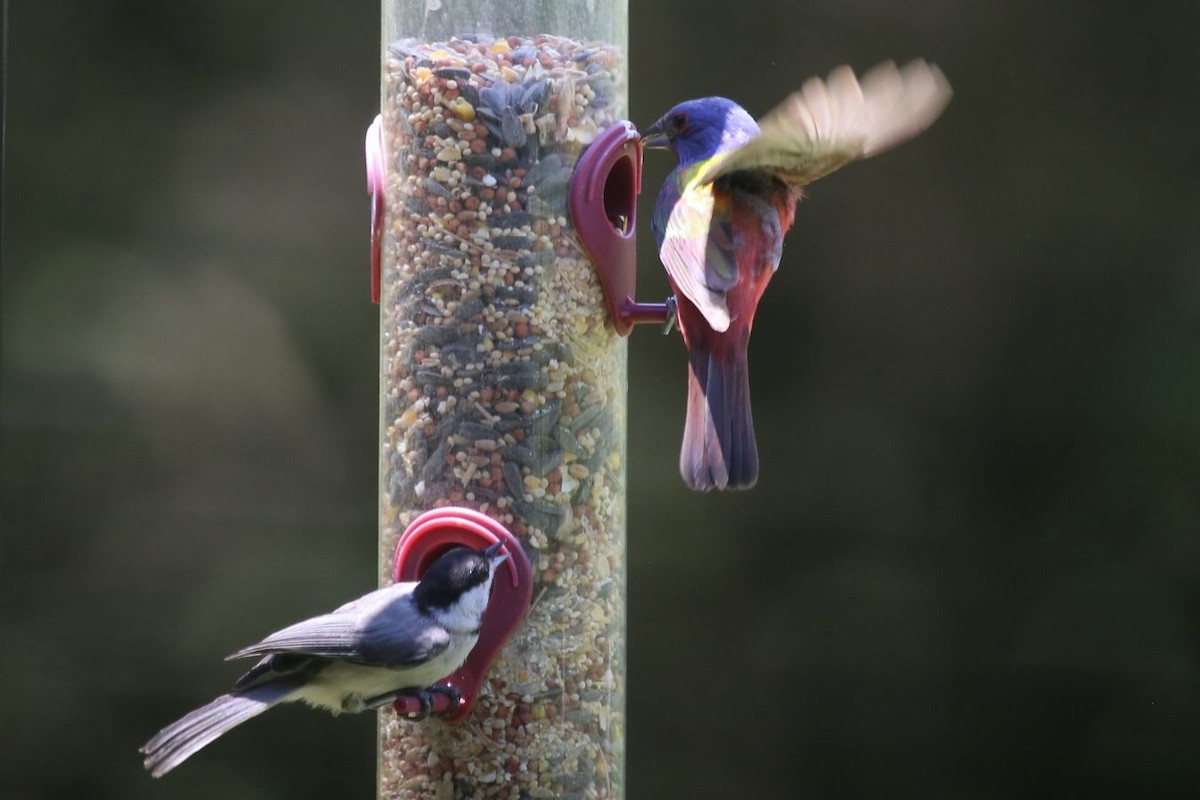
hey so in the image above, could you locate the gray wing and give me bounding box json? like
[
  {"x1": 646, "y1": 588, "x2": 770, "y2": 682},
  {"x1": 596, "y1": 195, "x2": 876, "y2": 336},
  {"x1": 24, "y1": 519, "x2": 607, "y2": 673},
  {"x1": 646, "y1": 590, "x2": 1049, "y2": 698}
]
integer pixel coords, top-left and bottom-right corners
[
  {"x1": 226, "y1": 582, "x2": 450, "y2": 667},
  {"x1": 354, "y1": 598, "x2": 453, "y2": 667}
]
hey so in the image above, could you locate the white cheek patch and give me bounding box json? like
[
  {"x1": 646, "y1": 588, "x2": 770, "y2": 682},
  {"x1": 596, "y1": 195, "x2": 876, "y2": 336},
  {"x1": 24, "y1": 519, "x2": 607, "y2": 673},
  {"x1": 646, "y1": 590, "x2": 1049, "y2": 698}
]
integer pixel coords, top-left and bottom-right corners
[{"x1": 434, "y1": 576, "x2": 495, "y2": 634}]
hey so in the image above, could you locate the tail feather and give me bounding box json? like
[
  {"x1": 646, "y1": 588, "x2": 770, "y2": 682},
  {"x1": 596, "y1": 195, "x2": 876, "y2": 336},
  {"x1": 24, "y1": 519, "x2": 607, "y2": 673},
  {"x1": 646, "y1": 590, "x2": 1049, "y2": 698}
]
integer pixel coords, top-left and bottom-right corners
[
  {"x1": 141, "y1": 684, "x2": 293, "y2": 777},
  {"x1": 680, "y1": 346, "x2": 758, "y2": 491}
]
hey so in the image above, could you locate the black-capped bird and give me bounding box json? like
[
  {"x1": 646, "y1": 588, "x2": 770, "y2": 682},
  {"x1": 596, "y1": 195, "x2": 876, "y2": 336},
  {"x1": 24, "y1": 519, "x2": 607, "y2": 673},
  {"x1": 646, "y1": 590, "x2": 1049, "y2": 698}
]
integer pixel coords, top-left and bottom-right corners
[{"x1": 141, "y1": 543, "x2": 508, "y2": 777}]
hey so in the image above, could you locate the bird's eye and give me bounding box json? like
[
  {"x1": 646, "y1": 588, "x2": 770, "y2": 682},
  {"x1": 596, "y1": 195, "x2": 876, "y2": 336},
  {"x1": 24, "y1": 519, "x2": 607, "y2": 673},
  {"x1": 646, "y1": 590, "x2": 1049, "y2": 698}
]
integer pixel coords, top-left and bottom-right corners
[{"x1": 670, "y1": 112, "x2": 688, "y2": 132}]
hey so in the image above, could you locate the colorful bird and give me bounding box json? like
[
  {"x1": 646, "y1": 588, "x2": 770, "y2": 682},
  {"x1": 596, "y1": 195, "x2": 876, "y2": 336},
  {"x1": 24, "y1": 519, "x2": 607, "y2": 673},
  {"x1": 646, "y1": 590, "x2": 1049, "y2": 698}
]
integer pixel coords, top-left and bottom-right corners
[{"x1": 643, "y1": 60, "x2": 952, "y2": 491}]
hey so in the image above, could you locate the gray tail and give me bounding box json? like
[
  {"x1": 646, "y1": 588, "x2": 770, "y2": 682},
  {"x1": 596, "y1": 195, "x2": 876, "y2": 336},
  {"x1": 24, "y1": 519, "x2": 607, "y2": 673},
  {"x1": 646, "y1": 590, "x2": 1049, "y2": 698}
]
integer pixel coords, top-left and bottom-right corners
[{"x1": 140, "y1": 684, "x2": 293, "y2": 777}]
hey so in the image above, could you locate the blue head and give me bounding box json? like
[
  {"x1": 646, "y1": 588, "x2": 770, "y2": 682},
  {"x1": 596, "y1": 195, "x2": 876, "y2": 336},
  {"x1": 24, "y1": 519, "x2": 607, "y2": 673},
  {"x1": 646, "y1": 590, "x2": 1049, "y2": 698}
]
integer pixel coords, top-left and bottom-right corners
[{"x1": 642, "y1": 97, "x2": 759, "y2": 165}]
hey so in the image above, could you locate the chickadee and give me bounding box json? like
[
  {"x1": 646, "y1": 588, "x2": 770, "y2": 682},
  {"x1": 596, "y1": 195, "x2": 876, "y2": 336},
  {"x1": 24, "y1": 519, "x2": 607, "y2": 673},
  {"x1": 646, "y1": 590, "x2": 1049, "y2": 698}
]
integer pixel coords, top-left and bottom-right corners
[{"x1": 141, "y1": 542, "x2": 509, "y2": 777}]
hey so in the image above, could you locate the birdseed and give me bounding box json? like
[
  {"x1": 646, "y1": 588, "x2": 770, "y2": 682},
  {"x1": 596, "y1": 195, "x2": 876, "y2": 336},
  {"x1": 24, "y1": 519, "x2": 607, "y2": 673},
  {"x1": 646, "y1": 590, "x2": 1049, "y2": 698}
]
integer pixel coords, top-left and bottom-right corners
[{"x1": 377, "y1": 34, "x2": 627, "y2": 800}]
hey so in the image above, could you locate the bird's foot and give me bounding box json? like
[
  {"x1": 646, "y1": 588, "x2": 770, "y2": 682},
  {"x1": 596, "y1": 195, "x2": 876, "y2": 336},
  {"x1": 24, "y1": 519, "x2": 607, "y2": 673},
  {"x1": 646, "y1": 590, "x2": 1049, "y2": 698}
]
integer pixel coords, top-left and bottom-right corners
[
  {"x1": 393, "y1": 684, "x2": 462, "y2": 721},
  {"x1": 425, "y1": 684, "x2": 462, "y2": 717},
  {"x1": 663, "y1": 296, "x2": 678, "y2": 335}
]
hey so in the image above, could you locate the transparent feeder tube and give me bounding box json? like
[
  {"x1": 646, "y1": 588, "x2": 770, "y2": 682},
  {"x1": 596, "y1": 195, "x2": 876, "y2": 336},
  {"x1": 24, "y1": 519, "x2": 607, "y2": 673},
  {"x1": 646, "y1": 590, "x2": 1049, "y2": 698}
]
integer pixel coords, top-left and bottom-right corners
[{"x1": 377, "y1": 2, "x2": 628, "y2": 798}]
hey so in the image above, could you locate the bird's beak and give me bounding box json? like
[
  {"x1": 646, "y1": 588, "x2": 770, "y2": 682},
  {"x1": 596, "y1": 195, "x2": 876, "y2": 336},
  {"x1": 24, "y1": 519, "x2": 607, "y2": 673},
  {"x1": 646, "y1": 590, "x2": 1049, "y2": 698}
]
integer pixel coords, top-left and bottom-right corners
[
  {"x1": 640, "y1": 119, "x2": 670, "y2": 150},
  {"x1": 483, "y1": 540, "x2": 509, "y2": 566}
]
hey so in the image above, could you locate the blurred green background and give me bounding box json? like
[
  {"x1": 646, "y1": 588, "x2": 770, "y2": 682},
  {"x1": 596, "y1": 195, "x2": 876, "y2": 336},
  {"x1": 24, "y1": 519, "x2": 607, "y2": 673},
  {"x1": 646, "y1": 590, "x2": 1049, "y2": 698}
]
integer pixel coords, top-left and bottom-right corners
[{"x1": 3, "y1": 1, "x2": 1199, "y2": 798}]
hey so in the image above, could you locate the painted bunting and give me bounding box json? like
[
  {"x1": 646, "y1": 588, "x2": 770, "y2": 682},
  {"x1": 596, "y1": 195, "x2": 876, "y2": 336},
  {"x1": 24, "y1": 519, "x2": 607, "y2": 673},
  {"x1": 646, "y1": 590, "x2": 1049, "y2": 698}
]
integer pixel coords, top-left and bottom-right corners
[{"x1": 643, "y1": 60, "x2": 952, "y2": 491}]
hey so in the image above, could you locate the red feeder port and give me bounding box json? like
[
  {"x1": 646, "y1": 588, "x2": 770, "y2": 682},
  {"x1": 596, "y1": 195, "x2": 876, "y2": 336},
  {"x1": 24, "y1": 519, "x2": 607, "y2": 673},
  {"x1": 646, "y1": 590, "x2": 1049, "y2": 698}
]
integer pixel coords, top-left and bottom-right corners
[
  {"x1": 568, "y1": 120, "x2": 670, "y2": 335},
  {"x1": 391, "y1": 507, "x2": 533, "y2": 722}
]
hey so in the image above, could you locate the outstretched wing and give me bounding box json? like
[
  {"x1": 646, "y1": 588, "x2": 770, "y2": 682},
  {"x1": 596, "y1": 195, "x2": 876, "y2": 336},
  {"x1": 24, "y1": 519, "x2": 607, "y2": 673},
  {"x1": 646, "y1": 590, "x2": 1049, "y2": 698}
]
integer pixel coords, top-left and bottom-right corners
[
  {"x1": 697, "y1": 59, "x2": 952, "y2": 187},
  {"x1": 653, "y1": 168, "x2": 738, "y2": 332}
]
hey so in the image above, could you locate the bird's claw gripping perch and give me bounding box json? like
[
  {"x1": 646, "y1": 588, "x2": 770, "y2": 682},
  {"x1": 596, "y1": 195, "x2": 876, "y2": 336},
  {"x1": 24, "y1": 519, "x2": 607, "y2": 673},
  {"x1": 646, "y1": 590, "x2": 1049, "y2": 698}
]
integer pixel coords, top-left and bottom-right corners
[
  {"x1": 663, "y1": 296, "x2": 678, "y2": 335},
  {"x1": 425, "y1": 684, "x2": 463, "y2": 717},
  {"x1": 395, "y1": 684, "x2": 462, "y2": 721}
]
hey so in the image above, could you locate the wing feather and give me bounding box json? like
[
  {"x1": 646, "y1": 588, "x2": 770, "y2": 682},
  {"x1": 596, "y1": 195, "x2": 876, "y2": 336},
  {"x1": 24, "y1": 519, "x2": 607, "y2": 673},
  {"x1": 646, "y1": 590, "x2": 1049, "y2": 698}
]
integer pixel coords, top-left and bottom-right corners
[
  {"x1": 226, "y1": 582, "x2": 448, "y2": 667},
  {"x1": 228, "y1": 614, "x2": 368, "y2": 660},
  {"x1": 697, "y1": 59, "x2": 952, "y2": 186},
  {"x1": 655, "y1": 174, "x2": 737, "y2": 332}
]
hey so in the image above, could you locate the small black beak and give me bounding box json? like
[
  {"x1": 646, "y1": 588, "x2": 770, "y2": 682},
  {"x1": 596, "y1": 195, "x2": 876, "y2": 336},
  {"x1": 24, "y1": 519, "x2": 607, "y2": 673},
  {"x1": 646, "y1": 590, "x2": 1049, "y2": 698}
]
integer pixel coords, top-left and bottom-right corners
[
  {"x1": 484, "y1": 540, "x2": 509, "y2": 567},
  {"x1": 641, "y1": 119, "x2": 670, "y2": 150}
]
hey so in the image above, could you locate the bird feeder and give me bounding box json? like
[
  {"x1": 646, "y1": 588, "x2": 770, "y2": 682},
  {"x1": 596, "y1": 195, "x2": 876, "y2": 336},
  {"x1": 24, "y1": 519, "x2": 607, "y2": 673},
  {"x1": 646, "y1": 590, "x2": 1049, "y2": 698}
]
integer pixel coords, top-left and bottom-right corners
[{"x1": 370, "y1": 1, "x2": 629, "y2": 797}]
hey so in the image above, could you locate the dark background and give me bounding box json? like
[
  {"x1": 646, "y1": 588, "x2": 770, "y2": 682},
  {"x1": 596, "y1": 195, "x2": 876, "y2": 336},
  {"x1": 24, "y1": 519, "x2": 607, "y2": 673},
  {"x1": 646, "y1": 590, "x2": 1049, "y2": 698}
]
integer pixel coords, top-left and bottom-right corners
[{"x1": 3, "y1": 2, "x2": 1199, "y2": 799}]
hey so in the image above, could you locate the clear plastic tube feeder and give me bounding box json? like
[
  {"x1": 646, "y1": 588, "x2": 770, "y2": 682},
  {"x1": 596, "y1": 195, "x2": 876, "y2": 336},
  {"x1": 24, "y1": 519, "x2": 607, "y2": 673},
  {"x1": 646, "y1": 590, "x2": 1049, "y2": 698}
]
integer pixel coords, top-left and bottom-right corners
[{"x1": 375, "y1": 1, "x2": 628, "y2": 798}]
